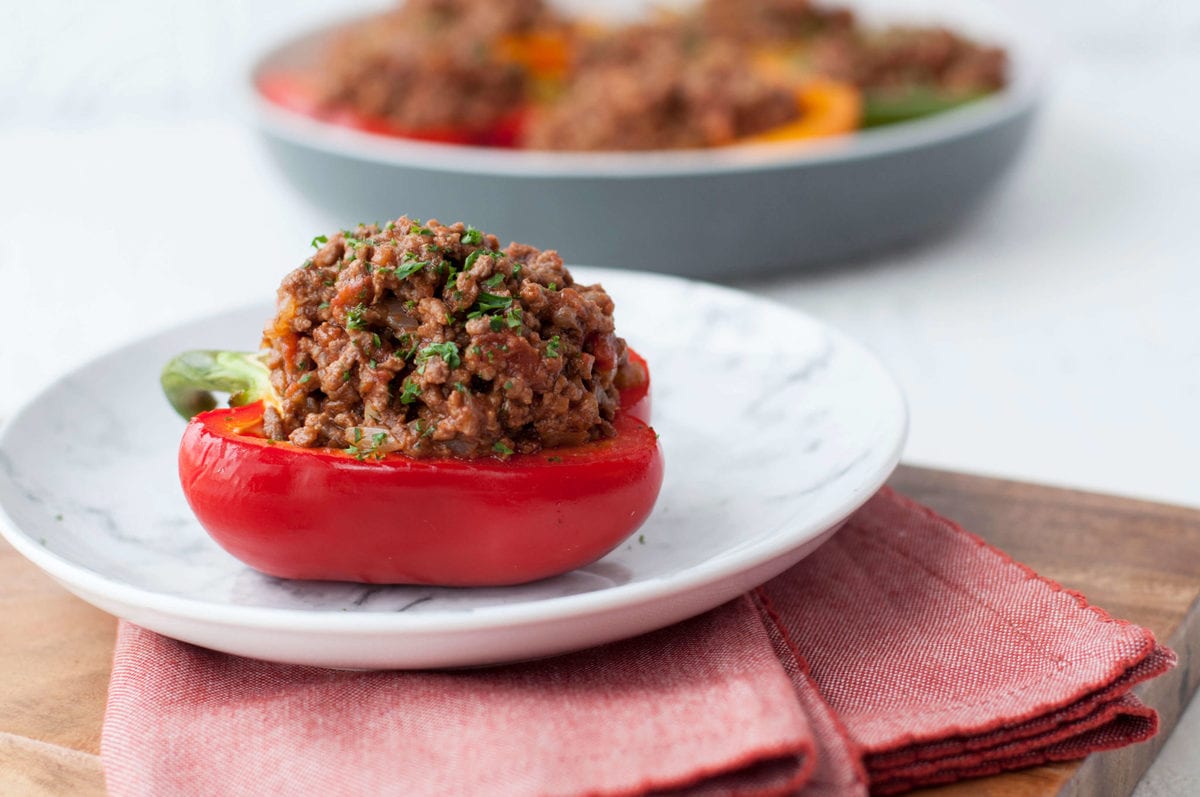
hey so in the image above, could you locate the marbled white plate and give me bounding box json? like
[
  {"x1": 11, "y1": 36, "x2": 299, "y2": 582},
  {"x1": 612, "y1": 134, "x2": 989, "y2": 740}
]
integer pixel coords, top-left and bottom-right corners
[{"x1": 0, "y1": 270, "x2": 906, "y2": 669}]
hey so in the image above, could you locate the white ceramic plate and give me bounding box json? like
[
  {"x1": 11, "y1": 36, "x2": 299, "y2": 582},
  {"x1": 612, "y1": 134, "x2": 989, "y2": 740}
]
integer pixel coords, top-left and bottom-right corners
[{"x1": 0, "y1": 270, "x2": 906, "y2": 669}]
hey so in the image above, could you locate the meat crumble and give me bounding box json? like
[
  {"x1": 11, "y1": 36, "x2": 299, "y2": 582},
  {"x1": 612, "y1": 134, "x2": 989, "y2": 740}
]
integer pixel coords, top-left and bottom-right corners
[
  {"x1": 315, "y1": 0, "x2": 561, "y2": 135},
  {"x1": 310, "y1": 0, "x2": 1008, "y2": 151},
  {"x1": 521, "y1": 28, "x2": 801, "y2": 151},
  {"x1": 261, "y1": 217, "x2": 627, "y2": 459}
]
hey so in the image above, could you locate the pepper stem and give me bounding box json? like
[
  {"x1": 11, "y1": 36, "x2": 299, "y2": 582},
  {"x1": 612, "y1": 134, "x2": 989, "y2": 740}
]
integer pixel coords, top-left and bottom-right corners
[{"x1": 161, "y1": 350, "x2": 275, "y2": 419}]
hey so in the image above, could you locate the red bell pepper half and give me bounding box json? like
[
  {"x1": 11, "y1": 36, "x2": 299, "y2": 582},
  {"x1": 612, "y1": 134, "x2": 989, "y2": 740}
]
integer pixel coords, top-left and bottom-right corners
[{"x1": 164, "y1": 349, "x2": 662, "y2": 586}]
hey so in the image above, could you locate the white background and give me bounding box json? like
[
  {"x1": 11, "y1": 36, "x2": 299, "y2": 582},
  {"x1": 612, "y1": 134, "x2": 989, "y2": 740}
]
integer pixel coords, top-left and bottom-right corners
[{"x1": 1, "y1": 1, "x2": 1197, "y2": 793}]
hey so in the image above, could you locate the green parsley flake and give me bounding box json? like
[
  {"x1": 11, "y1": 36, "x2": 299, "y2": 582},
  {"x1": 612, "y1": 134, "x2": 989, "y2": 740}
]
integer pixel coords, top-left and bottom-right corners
[
  {"x1": 345, "y1": 426, "x2": 388, "y2": 461},
  {"x1": 310, "y1": 234, "x2": 328, "y2": 249},
  {"x1": 493, "y1": 441, "x2": 513, "y2": 456},
  {"x1": 484, "y1": 273, "x2": 505, "y2": 288},
  {"x1": 416, "y1": 341, "x2": 461, "y2": 372},
  {"x1": 345, "y1": 304, "x2": 368, "y2": 331},
  {"x1": 395, "y1": 257, "x2": 427, "y2": 279},
  {"x1": 299, "y1": 373, "x2": 312, "y2": 384},
  {"x1": 463, "y1": 250, "x2": 487, "y2": 270},
  {"x1": 469, "y1": 292, "x2": 513, "y2": 319},
  {"x1": 400, "y1": 380, "x2": 421, "y2": 404},
  {"x1": 546, "y1": 335, "x2": 561, "y2": 358},
  {"x1": 462, "y1": 226, "x2": 483, "y2": 246}
]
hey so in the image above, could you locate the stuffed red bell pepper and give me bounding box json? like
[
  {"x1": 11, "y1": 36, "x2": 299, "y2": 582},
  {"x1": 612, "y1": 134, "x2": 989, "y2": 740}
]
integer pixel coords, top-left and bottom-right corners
[{"x1": 162, "y1": 217, "x2": 663, "y2": 586}]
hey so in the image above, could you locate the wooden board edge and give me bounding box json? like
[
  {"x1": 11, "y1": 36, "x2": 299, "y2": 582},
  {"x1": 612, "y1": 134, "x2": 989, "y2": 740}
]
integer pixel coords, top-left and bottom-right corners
[{"x1": 1061, "y1": 593, "x2": 1200, "y2": 796}]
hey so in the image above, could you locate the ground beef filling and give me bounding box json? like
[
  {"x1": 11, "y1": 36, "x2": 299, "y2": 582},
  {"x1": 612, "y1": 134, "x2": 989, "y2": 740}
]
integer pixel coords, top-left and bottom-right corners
[
  {"x1": 522, "y1": 31, "x2": 800, "y2": 151},
  {"x1": 315, "y1": 0, "x2": 1007, "y2": 151},
  {"x1": 316, "y1": 0, "x2": 560, "y2": 134},
  {"x1": 261, "y1": 217, "x2": 626, "y2": 459}
]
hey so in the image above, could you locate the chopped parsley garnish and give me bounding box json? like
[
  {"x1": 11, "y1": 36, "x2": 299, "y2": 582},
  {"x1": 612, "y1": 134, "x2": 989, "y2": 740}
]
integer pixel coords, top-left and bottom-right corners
[
  {"x1": 504, "y1": 306, "x2": 523, "y2": 329},
  {"x1": 345, "y1": 427, "x2": 389, "y2": 461},
  {"x1": 484, "y1": 273, "x2": 505, "y2": 288},
  {"x1": 489, "y1": 317, "x2": 505, "y2": 332},
  {"x1": 469, "y1": 292, "x2": 513, "y2": 318},
  {"x1": 462, "y1": 226, "x2": 483, "y2": 245},
  {"x1": 548, "y1": 282, "x2": 557, "y2": 291},
  {"x1": 394, "y1": 256, "x2": 427, "y2": 279},
  {"x1": 463, "y1": 250, "x2": 487, "y2": 270},
  {"x1": 298, "y1": 373, "x2": 312, "y2": 384},
  {"x1": 345, "y1": 304, "x2": 368, "y2": 331},
  {"x1": 318, "y1": 301, "x2": 330, "y2": 310},
  {"x1": 342, "y1": 370, "x2": 351, "y2": 382},
  {"x1": 503, "y1": 380, "x2": 513, "y2": 390},
  {"x1": 400, "y1": 379, "x2": 421, "y2": 404},
  {"x1": 310, "y1": 234, "x2": 328, "y2": 249},
  {"x1": 493, "y1": 441, "x2": 513, "y2": 456},
  {"x1": 372, "y1": 332, "x2": 382, "y2": 349},
  {"x1": 453, "y1": 382, "x2": 467, "y2": 393},
  {"x1": 416, "y1": 341, "x2": 461, "y2": 372},
  {"x1": 545, "y1": 335, "x2": 561, "y2": 358}
]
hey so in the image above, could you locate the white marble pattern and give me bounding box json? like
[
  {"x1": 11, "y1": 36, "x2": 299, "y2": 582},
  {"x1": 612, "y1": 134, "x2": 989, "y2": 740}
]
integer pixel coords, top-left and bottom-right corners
[{"x1": 0, "y1": 269, "x2": 904, "y2": 668}]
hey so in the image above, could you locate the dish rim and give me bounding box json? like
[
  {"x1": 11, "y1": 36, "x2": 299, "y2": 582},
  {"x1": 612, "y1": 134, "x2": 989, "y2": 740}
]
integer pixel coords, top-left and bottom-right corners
[
  {"x1": 245, "y1": 5, "x2": 1048, "y2": 179},
  {"x1": 0, "y1": 269, "x2": 908, "y2": 636}
]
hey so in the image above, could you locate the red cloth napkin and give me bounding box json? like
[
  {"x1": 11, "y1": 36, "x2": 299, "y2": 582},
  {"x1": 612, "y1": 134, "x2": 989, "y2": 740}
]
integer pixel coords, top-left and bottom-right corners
[{"x1": 102, "y1": 489, "x2": 1174, "y2": 796}]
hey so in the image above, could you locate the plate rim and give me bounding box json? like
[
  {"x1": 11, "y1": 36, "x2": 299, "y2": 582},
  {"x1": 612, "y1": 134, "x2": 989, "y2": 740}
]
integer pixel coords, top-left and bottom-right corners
[{"x1": 0, "y1": 269, "x2": 907, "y2": 637}]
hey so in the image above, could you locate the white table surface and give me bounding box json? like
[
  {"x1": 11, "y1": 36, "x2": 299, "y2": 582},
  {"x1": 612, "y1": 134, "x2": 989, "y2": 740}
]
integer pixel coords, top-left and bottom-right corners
[{"x1": 2, "y1": 0, "x2": 1196, "y2": 793}]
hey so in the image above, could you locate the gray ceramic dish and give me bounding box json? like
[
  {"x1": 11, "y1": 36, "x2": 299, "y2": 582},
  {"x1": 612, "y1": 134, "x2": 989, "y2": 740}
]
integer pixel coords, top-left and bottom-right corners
[{"x1": 249, "y1": 1, "x2": 1045, "y2": 279}]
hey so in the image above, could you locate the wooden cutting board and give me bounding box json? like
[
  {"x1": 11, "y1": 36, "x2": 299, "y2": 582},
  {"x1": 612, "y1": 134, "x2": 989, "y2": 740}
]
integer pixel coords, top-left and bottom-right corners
[{"x1": 2, "y1": 465, "x2": 1198, "y2": 796}]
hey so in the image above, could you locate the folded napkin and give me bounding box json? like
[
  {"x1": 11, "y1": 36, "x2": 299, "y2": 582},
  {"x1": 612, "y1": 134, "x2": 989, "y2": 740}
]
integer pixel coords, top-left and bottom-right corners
[{"x1": 102, "y1": 489, "x2": 1174, "y2": 796}]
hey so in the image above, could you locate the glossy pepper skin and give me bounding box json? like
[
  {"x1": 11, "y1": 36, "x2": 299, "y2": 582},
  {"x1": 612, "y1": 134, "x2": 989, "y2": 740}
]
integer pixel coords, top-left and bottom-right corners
[{"x1": 178, "y1": 355, "x2": 661, "y2": 586}]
